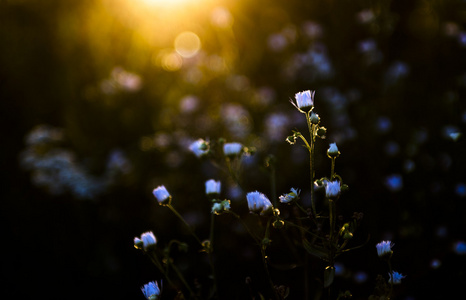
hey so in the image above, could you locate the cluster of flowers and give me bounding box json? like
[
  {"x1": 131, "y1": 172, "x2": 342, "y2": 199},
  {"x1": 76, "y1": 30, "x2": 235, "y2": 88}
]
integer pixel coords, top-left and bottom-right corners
[
  {"x1": 135, "y1": 90, "x2": 405, "y2": 299},
  {"x1": 376, "y1": 241, "x2": 405, "y2": 284}
]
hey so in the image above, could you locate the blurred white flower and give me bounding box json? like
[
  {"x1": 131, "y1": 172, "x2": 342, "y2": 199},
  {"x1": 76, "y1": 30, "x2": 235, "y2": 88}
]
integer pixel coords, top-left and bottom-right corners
[
  {"x1": 223, "y1": 142, "x2": 243, "y2": 157},
  {"x1": 205, "y1": 179, "x2": 221, "y2": 196},
  {"x1": 325, "y1": 181, "x2": 341, "y2": 199},
  {"x1": 189, "y1": 139, "x2": 209, "y2": 158}
]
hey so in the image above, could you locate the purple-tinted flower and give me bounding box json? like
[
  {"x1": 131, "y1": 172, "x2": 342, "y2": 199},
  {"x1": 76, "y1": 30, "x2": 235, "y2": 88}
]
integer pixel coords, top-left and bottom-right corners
[
  {"x1": 205, "y1": 179, "x2": 221, "y2": 196},
  {"x1": 247, "y1": 191, "x2": 273, "y2": 215},
  {"x1": 141, "y1": 281, "x2": 161, "y2": 300},
  {"x1": 223, "y1": 142, "x2": 243, "y2": 157},
  {"x1": 134, "y1": 231, "x2": 157, "y2": 251},
  {"x1": 327, "y1": 143, "x2": 340, "y2": 158},
  {"x1": 376, "y1": 240, "x2": 393, "y2": 257},
  {"x1": 279, "y1": 188, "x2": 300, "y2": 203},
  {"x1": 153, "y1": 185, "x2": 171, "y2": 205},
  {"x1": 388, "y1": 271, "x2": 405, "y2": 284},
  {"x1": 293, "y1": 90, "x2": 315, "y2": 112},
  {"x1": 325, "y1": 181, "x2": 341, "y2": 199},
  {"x1": 189, "y1": 139, "x2": 209, "y2": 158}
]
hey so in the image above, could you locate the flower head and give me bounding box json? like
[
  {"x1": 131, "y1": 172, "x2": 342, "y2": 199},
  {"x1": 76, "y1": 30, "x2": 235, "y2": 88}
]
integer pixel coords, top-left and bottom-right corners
[
  {"x1": 388, "y1": 271, "x2": 405, "y2": 284},
  {"x1": 141, "y1": 281, "x2": 161, "y2": 300},
  {"x1": 134, "y1": 231, "x2": 157, "y2": 251},
  {"x1": 327, "y1": 142, "x2": 340, "y2": 158},
  {"x1": 153, "y1": 185, "x2": 171, "y2": 205},
  {"x1": 325, "y1": 181, "x2": 341, "y2": 199},
  {"x1": 246, "y1": 191, "x2": 273, "y2": 215},
  {"x1": 376, "y1": 240, "x2": 393, "y2": 257},
  {"x1": 279, "y1": 187, "x2": 300, "y2": 204},
  {"x1": 211, "y1": 200, "x2": 231, "y2": 215},
  {"x1": 223, "y1": 142, "x2": 243, "y2": 157},
  {"x1": 292, "y1": 90, "x2": 315, "y2": 112},
  {"x1": 205, "y1": 179, "x2": 221, "y2": 196},
  {"x1": 189, "y1": 139, "x2": 209, "y2": 158}
]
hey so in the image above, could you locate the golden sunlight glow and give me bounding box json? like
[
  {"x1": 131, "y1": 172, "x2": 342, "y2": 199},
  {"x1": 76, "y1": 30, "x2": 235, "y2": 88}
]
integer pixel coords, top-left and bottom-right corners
[
  {"x1": 139, "y1": 0, "x2": 198, "y2": 7},
  {"x1": 174, "y1": 32, "x2": 201, "y2": 58}
]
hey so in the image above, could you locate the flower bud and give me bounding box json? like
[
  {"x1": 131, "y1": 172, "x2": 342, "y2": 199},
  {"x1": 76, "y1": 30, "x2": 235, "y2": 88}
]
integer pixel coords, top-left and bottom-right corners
[
  {"x1": 134, "y1": 237, "x2": 144, "y2": 250},
  {"x1": 273, "y1": 219, "x2": 285, "y2": 229},
  {"x1": 223, "y1": 142, "x2": 243, "y2": 157},
  {"x1": 317, "y1": 127, "x2": 327, "y2": 138},
  {"x1": 205, "y1": 179, "x2": 221, "y2": 196},
  {"x1": 388, "y1": 271, "x2": 405, "y2": 284},
  {"x1": 376, "y1": 240, "x2": 393, "y2": 258},
  {"x1": 279, "y1": 187, "x2": 300, "y2": 203},
  {"x1": 327, "y1": 143, "x2": 340, "y2": 158},
  {"x1": 141, "y1": 281, "x2": 161, "y2": 300},
  {"x1": 134, "y1": 231, "x2": 157, "y2": 251},
  {"x1": 325, "y1": 181, "x2": 341, "y2": 199},
  {"x1": 153, "y1": 185, "x2": 171, "y2": 205},
  {"x1": 189, "y1": 139, "x2": 209, "y2": 158},
  {"x1": 310, "y1": 112, "x2": 320, "y2": 124}
]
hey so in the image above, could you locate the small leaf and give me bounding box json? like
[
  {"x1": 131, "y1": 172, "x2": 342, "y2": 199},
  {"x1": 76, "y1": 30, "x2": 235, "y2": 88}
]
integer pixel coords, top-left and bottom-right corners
[
  {"x1": 324, "y1": 266, "x2": 335, "y2": 288},
  {"x1": 303, "y1": 239, "x2": 328, "y2": 261}
]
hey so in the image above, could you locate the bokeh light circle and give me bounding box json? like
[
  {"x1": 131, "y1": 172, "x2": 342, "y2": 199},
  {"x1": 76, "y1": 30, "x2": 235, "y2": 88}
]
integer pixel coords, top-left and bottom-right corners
[{"x1": 174, "y1": 31, "x2": 201, "y2": 58}]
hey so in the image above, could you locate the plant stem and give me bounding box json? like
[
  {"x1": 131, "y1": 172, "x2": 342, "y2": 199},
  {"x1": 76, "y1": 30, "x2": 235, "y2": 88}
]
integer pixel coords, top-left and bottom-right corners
[
  {"x1": 147, "y1": 252, "x2": 177, "y2": 289},
  {"x1": 227, "y1": 210, "x2": 261, "y2": 243},
  {"x1": 305, "y1": 111, "x2": 317, "y2": 219},
  {"x1": 209, "y1": 213, "x2": 218, "y2": 298},
  {"x1": 262, "y1": 218, "x2": 280, "y2": 300},
  {"x1": 167, "y1": 204, "x2": 203, "y2": 246},
  {"x1": 167, "y1": 258, "x2": 197, "y2": 298}
]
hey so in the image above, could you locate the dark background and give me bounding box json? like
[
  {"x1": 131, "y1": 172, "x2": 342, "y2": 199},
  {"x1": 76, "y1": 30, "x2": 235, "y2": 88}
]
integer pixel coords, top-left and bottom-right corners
[{"x1": 2, "y1": 0, "x2": 466, "y2": 299}]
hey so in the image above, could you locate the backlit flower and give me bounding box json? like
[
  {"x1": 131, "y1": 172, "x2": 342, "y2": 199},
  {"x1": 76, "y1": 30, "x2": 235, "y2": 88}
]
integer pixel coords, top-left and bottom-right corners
[
  {"x1": 279, "y1": 187, "x2": 300, "y2": 203},
  {"x1": 327, "y1": 142, "x2": 340, "y2": 158},
  {"x1": 388, "y1": 271, "x2": 405, "y2": 284},
  {"x1": 376, "y1": 240, "x2": 393, "y2": 257},
  {"x1": 141, "y1": 281, "x2": 161, "y2": 300},
  {"x1": 205, "y1": 179, "x2": 221, "y2": 196},
  {"x1": 153, "y1": 185, "x2": 171, "y2": 205},
  {"x1": 189, "y1": 139, "x2": 209, "y2": 158},
  {"x1": 223, "y1": 142, "x2": 243, "y2": 157},
  {"x1": 247, "y1": 191, "x2": 273, "y2": 215},
  {"x1": 325, "y1": 181, "x2": 341, "y2": 199},
  {"x1": 293, "y1": 90, "x2": 315, "y2": 112},
  {"x1": 134, "y1": 231, "x2": 157, "y2": 251}
]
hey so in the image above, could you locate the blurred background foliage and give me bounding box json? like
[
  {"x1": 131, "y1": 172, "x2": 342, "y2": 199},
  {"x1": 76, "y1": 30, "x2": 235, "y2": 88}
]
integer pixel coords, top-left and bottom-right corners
[{"x1": 2, "y1": 0, "x2": 466, "y2": 299}]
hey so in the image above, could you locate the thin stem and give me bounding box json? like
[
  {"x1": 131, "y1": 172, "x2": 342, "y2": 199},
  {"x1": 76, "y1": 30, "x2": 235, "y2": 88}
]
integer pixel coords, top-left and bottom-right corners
[
  {"x1": 328, "y1": 199, "x2": 336, "y2": 242},
  {"x1": 209, "y1": 214, "x2": 218, "y2": 299},
  {"x1": 167, "y1": 258, "x2": 197, "y2": 298},
  {"x1": 388, "y1": 259, "x2": 393, "y2": 297},
  {"x1": 227, "y1": 210, "x2": 261, "y2": 243},
  {"x1": 270, "y1": 162, "x2": 277, "y2": 207},
  {"x1": 146, "y1": 252, "x2": 177, "y2": 289},
  {"x1": 262, "y1": 218, "x2": 280, "y2": 300},
  {"x1": 305, "y1": 111, "x2": 317, "y2": 219},
  {"x1": 330, "y1": 158, "x2": 336, "y2": 180},
  {"x1": 167, "y1": 204, "x2": 203, "y2": 246}
]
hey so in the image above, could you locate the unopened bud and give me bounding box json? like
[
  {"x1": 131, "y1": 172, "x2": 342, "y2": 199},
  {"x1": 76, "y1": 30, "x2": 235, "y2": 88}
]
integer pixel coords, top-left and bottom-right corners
[
  {"x1": 310, "y1": 112, "x2": 320, "y2": 124},
  {"x1": 327, "y1": 143, "x2": 340, "y2": 158}
]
